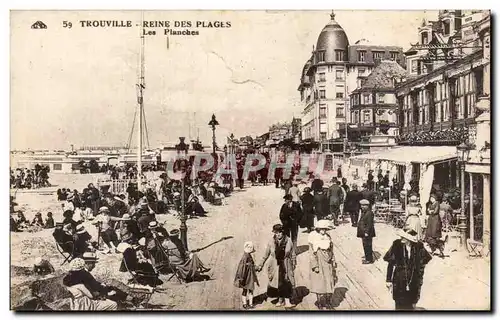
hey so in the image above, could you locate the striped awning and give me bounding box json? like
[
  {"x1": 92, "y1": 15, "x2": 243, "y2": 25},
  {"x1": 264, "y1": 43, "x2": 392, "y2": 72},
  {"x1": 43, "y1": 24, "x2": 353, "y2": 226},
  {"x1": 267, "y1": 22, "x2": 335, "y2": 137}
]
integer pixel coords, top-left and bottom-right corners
[{"x1": 349, "y1": 146, "x2": 458, "y2": 165}]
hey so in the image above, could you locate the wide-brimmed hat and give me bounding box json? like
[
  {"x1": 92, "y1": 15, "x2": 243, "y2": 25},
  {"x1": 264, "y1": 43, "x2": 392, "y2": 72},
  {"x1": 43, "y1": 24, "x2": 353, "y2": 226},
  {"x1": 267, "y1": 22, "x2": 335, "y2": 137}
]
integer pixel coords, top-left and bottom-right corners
[
  {"x1": 116, "y1": 242, "x2": 131, "y2": 253},
  {"x1": 69, "y1": 258, "x2": 86, "y2": 271},
  {"x1": 315, "y1": 220, "x2": 333, "y2": 230},
  {"x1": 121, "y1": 214, "x2": 131, "y2": 220},
  {"x1": 169, "y1": 229, "x2": 180, "y2": 237},
  {"x1": 76, "y1": 224, "x2": 86, "y2": 234},
  {"x1": 397, "y1": 229, "x2": 417, "y2": 243},
  {"x1": 82, "y1": 252, "x2": 98, "y2": 262},
  {"x1": 409, "y1": 195, "x2": 418, "y2": 202},
  {"x1": 244, "y1": 241, "x2": 255, "y2": 254},
  {"x1": 272, "y1": 224, "x2": 283, "y2": 233},
  {"x1": 360, "y1": 199, "x2": 370, "y2": 205},
  {"x1": 99, "y1": 207, "x2": 110, "y2": 213},
  {"x1": 148, "y1": 221, "x2": 158, "y2": 229}
]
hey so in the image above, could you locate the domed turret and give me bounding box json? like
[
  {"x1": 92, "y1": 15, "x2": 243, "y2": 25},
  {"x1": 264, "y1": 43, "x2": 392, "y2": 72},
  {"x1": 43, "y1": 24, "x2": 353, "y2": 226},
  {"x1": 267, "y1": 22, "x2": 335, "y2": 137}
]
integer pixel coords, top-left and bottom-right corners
[
  {"x1": 314, "y1": 11, "x2": 349, "y2": 64},
  {"x1": 301, "y1": 58, "x2": 312, "y2": 85}
]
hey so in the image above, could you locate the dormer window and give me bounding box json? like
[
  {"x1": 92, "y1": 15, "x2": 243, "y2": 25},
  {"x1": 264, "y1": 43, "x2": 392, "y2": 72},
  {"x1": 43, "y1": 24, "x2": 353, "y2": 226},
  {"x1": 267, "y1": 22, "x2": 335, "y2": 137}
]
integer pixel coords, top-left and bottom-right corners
[
  {"x1": 335, "y1": 50, "x2": 345, "y2": 61},
  {"x1": 317, "y1": 51, "x2": 325, "y2": 63},
  {"x1": 421, "y1": 32, "x2": 429, "y2": 44},
  {"x1": 443, "y1": 20, "x2": 450, "y2": 35}
]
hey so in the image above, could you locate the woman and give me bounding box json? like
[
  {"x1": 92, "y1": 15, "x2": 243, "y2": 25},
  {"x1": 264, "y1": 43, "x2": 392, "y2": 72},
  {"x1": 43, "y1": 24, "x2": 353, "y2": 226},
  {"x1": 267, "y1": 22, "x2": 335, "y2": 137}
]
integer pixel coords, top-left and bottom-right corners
[
  {"x1": 384, "y1": 229, "x2": 432, "y2": 310},
  {"x1": 405, "y1": 196, "x2": 423, "y2": 242},
  {"x1": 300, "y1": 187, "x2": 315, "y2": 232},
  {"x1": 425, "y1": 194, "x2": 444, "y2": 257},
  {"x1": 118, "y1": 242, "x2": 162, "y2": 288},
  {"x1": 308, "y1": 220, "x2": 337, "y2": 309},
  {"x1": 439, "y1": 196, "x2": 453, "y2": 231},
  {"x1": 256, "y1": 224, "x2": 296, "y2": 308}
]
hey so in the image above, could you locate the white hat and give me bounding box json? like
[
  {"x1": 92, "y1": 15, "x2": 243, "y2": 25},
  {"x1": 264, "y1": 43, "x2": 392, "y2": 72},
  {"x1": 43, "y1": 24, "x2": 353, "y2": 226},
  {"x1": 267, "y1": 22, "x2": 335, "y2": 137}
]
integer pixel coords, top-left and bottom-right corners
[
  {"x1": 69, "y1": 258, "x2": 86, "y2": 271},
  {"x1": 409, "y1": 195, "x2": 418, "y2": 202},
  {"x1": 397, "y1": 229, "x2": 417, "y2": 243},
  {"x1": 121, "y1": 214, "x2": 131, "y2": 220},
  {"x1": 116, "y1": 242, "x2": 131, "y2": 253},
  {"x1": 76, "y1": 224, "x2": 86, "y2": 234},
  {"x1": 138, "y1": 238, "x2": 146, "y2": 246},
  {"x1": 315, "y1": 220, "x2": 333, "y2": 230},
  {"x1": 243, "y1": 241, "x2": 255, "y2": 254},
  {"x1": 99, "y1": 206, "x2": 110, "y2": 213}
]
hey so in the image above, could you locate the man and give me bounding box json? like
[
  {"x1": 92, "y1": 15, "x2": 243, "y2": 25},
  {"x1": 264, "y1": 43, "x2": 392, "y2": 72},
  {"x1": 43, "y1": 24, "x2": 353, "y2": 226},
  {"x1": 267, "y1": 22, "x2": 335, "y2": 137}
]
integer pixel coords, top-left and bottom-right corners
[
  {"x1": 361, "y1": 183, "x2": 376, "y2": 209},
  {"x1": 327, "y1": 178, "x2": 344, "y2": 226},
  {"x1": 162, "y1": 229, "x2": 210, "y2": 282},
  {"x1": 313, "y1": 187, "x2": 329, "y2": 222},
  {"x1": 91, "y1": 207, "x2": 123, "y2": 253},
  {"x1": 345, "y1": 184, "x2": 362, "y2": 227},
  {"x1": 279, "y1": 194, "x2": 300, "y2": 246},
  {"x1": 311, "y1": 174, "x2": 324, "y2": 194},
  {"x1": 357, "y1": 199, "x2": 375, "y2": 264}
]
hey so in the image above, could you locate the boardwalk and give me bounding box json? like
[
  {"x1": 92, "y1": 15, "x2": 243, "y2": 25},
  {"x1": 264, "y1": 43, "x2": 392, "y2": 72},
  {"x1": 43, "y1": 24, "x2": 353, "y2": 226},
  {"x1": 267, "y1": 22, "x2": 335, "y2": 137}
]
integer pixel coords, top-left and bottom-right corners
[{"x1": 11, "y1": 181, "x2": 490, "y2": 310}]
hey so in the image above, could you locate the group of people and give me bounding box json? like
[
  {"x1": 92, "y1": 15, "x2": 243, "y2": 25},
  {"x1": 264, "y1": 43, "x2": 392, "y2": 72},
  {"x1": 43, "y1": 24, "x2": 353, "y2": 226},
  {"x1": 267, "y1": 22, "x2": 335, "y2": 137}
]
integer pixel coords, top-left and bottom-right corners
[{"x1": 10, "y1": 165, "x2": 50, "y2": 189}]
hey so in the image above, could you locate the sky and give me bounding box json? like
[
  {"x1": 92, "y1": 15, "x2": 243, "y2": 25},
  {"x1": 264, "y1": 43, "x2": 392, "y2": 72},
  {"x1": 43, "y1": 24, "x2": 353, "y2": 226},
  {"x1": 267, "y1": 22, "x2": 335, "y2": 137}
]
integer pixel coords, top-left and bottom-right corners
[{"x1": 10, "y1": 10, "x2": 438, "y2": 150}]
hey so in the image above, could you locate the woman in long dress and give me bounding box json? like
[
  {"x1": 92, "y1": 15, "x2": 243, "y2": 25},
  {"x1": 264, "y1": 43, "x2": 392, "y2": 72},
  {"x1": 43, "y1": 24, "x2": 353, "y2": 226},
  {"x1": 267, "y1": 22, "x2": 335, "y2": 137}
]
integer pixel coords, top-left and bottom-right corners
[
  {"x1": 309, "y1": 220, "x2": 338, "y2": 309},
  {"x1": 424, "y1": 194, "x2": 444, "y2": 257},
  {"x1": 256, "y1": 224, "x2": 296, "y2": 308},
  {"x1": 405, "y1": 196, "x2": 423, "y2": 242}
]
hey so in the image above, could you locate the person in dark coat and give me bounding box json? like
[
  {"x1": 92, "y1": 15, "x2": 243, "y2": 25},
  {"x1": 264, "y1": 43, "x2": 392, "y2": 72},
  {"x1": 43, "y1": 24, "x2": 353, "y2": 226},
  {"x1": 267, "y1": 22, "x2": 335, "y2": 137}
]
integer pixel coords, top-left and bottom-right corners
[
  {"x1": 44, "y1": 212, "x2": 55, "y2": 229},
  {"x1": 300, "y1": 187, "x2": 315, "y2": 232},
  {"x1": 367, "y1": 170, "x2": 374, "y2": 191},
  {"x1": 328, "y1": 178, "x2": 344, "y2": 226},
  {"x1": 345, "y1": 184, "x2": 362, "y2": 227},
  {"x1": 425, "y1": 194, "x2": 444, "y2": 257},
  {"x1": 311, "y1": 175, "x2": 324, "y2": 194},
  {"x1": 357, "y1": 199, "x2": 375, "y2": 264},
  {"x1": 384, "y1": 229, "x2": 432, "y2": 310},
  {"x1": 234, "y1": 241, "x2": 259, "y2": 309},
  {"x1": 118, "y1": 242, "x2": 162, "y2": 287},
  {"x1": 360, "y1": 183, "x2": 376, "y2": 209},
  {"x1": 280, "y1": 194, "x2": 299, "y2": 246},
  {"x1": 313, "y1": 187, "x2": 329, "y2": 221}
]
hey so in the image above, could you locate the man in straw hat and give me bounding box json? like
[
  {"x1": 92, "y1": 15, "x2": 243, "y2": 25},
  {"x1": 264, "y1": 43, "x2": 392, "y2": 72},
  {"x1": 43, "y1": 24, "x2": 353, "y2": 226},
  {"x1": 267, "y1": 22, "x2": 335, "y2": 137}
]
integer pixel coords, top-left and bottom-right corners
[
  {"x1": 357, "y1": 199, "x2": 375, "y2": 264},
  {"x1": 383, "y1": 228, "x2": 432, "y2": 310}
]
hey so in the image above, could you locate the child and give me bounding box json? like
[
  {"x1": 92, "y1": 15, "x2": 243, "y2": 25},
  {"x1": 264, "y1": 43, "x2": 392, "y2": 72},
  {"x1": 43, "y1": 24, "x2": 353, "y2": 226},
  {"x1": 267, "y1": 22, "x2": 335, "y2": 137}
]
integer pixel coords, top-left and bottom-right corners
[
  {"x1": 45, "y1": 212, "x2": 55, "y2": 229},
  {"x1": 234, "y1": 241, "x2": 259, "y2": 309}
]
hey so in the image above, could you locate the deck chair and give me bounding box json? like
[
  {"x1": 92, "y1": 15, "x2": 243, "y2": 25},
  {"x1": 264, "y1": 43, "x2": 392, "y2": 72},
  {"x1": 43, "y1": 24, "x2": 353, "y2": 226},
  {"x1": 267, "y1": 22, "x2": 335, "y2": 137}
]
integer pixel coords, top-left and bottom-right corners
[
  {"x1": 122, "y1": 258, "x2": 160, "y2": 309},
  {"x1": 467, "y1": 239, "x2": 486, "y2": 258},
  {"x1": 148, "y1": 237, "x2": 183, "y2": 284},
  {"x1": 55, "y1": 240, "x2": 76, "y2": 265}
]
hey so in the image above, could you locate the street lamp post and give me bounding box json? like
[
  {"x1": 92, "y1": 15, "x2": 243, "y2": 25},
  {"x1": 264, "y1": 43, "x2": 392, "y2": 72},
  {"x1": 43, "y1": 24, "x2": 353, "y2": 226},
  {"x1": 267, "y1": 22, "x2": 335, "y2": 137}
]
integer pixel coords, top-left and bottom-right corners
[
  {"x1": 176, "y1": 137, "x2": 189, "y2": 251},
  {"x1": 457, "y1": 142, "x2": 471, "y2": 250},
  {"x1": 209, "y1": 114, "x2": 219, "y2": 161}
]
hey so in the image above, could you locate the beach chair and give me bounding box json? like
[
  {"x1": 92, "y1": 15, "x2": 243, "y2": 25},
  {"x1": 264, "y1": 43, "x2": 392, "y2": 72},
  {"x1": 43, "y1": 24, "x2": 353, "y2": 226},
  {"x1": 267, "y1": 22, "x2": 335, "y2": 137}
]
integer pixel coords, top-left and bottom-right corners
[
  {"x1": 122, "y1": 258, "x2": 160, "y2": 309},
  {"x1": 55, "y1": 240, "x2": 76, "y2": 265}
]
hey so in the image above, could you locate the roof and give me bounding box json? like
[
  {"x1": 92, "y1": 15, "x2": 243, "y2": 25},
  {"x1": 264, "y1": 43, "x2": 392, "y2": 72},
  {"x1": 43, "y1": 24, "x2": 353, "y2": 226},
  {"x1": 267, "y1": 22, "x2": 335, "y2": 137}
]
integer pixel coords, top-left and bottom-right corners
[
  {"x1": 357, "y1": 60, "x2": 408, "y2": 90},
  {"x1": 315, "y1": 12, "x2": 349, "y2": 62},
  {"x1": 350, "y1": 146, "x2": 458, "y2": 165}
]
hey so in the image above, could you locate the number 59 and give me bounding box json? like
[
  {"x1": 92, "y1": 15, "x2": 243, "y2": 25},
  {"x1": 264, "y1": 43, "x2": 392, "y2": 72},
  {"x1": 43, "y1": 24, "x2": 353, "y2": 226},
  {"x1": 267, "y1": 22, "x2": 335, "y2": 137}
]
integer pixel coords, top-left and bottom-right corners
[{"x1": 63, "y1": 21, "x2": 72, "y2": 29}]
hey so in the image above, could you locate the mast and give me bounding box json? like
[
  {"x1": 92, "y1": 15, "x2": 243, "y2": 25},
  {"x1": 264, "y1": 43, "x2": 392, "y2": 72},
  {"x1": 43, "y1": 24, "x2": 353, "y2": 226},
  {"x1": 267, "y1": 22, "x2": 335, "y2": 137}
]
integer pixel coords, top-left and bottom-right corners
[{"x1": 137, "y1": 12, "x2": 145, "y2": 187}]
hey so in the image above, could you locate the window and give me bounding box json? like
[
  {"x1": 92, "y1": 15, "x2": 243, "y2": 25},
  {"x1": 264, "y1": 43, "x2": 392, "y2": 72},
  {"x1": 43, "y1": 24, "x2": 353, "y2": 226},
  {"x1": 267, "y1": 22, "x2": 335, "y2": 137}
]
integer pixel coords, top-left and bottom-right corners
[
  {"x1": 363, "y1": 111, "x2": 371, "y2": 122},
  {"x1": 336, "y1": 106, "x2": 345, "y2": 118},
  {"x1": 354, "y1": 111, "x2": 359, "y2": 122},
  {"x1": 377, "y1": 93, "x2": 385, "y2": 103},
  {"x1": 317, "y1": 51, "x2": 325, "y2": 62},
  {"x1": 319, "y1": 106, "x2": 327, "y2": 118},
  {"x1": 421, "y1": 32, "x2": 429, "y2": 44},
  {"x1": 443, "y1": 20, "x2": 450, "y2": 35},
  {"x1": 363, "y1": 94, "x2": 371, "y2": 104},
  {"x1": 319, "y1": 90, "x2": 326, "y2": 99},
  {"x1": 335, "y1": 70, "x2": 344, "y2": 80},
  {"x1": 336, "y1": 92, "x2": 344, "y2": 99},
  {"x1": 390, "y1": 52, "x2": 398, "y2": 61},
  {"x1": 373, "y1": 51, "x2": 384, "y2": 62},
  {"x1": 358, "y1": 68, "x2": 366, "y2": 77},
  {"x1": 358, "y1": 51, "x2": 366, "y2": 62},
  {"x1": 320, "y1": 132, "x2": 327, "y2": 140},
  {"x1": 319, "y1": 73, "x2": 326, "y2": 82},
  {"x1": 335, "y1": 50, "x2": 344, "y2": 61},
  {"x1": 410, "y1": 60, "x2": 418, "y2": 73},
  {"x1": 328, "y1": 66, "x2": 333, "y2": 72},
  {"x1": 53, "y1": 163, "x2": 62, "y2": 171}
]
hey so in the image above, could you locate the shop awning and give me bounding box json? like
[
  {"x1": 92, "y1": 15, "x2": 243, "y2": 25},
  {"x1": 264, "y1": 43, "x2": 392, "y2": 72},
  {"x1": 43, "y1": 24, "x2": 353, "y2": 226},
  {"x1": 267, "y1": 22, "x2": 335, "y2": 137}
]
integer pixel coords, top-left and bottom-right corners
[{"x1": 350, "y1": 146, "x2": 458, "y2": 165}]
